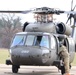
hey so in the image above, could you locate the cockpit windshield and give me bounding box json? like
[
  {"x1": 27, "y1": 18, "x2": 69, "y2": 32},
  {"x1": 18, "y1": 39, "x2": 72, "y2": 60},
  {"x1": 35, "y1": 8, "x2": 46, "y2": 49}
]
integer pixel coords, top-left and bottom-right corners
[
  {"x1": 11, "y1": 34, "x2": 49, "y2": 48},
  {"x1": 11, "y1": 35, "x2": 26, "y2": 47}
]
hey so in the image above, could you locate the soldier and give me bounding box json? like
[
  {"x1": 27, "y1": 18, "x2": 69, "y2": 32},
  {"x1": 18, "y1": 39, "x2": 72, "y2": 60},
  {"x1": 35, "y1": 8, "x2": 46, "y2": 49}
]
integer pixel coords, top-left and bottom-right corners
[{"x1": 59, "y1": 41, "x2": 70, "y2": 75}]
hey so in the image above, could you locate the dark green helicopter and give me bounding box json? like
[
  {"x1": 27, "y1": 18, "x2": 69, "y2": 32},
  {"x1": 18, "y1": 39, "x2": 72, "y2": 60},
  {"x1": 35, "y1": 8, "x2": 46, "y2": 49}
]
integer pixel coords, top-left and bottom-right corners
[{"x1": 0, "y1": 0, "x2": 76, "y2": 75}]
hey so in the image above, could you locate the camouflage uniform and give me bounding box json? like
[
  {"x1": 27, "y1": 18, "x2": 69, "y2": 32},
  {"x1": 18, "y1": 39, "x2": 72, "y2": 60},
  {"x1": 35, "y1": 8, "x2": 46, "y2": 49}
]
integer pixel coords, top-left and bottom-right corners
[{"x1": 59, "y1": 45, "x2": 70, "y2": 75}]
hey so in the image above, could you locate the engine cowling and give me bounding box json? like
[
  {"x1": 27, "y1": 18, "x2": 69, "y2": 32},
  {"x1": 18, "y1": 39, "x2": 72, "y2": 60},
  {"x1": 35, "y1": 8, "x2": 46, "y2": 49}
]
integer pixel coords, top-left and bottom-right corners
[
  {"x1": 25, "y1": 22, "x2": 56, "y2": 33},
  {"x1": 56, "y1": 22, "x2": 72, "y2": 36}
]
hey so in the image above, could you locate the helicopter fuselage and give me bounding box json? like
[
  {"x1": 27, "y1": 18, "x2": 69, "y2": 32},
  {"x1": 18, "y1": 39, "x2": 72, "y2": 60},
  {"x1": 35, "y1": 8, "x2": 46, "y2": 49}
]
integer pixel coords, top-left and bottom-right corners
[
  {"x1": 9, "y1": 31, "x2": 75, "y2": 66},
  {"x1": 10, "y1": 32, "x2": 57, "y2": 66},
  {"x1": 5, "y1": 19, "x2": 75, "y2": 74}
]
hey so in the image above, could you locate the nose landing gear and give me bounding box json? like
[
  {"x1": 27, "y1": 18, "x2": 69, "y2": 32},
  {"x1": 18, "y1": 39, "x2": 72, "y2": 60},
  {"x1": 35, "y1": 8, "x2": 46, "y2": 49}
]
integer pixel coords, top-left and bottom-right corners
[{"x1": 12, "y1": 65, "x2": 20, "y2": 73}]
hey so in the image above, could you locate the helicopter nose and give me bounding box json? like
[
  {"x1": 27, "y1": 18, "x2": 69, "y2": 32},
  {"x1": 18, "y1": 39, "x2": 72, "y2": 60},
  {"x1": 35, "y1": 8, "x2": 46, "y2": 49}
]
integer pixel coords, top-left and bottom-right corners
[
  {"x1": 11, "y1": 46, "x2": 50, "y2": 65},
  {"x1": 20, "y1": 47, "x2": 44, "y2": 65},
  {"x1": 21, "y1": 47, "x2": 42, "y2": 56},
  {"x1": 24, "y1": 47, "x2": 50, "y2": 64}
]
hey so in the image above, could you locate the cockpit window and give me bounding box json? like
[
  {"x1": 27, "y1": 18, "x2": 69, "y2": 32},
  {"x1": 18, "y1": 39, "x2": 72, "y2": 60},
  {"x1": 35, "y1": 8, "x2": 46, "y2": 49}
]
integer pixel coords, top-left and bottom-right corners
[
  {"x1": 27, "y1": 35, "x2": 49, "y2": 48},
  {"x1": 11, "y1": 34, "x2": 49, "y2": 48},
  {"x1": 25, "y1": 35, "x2": 35, "y2": 46},
  {"x1": 40, "y1": 36, "x2": 49, "y2": 48},
  {"x1": 11, "y1": 35, "x2": 26, "y2": 47}
]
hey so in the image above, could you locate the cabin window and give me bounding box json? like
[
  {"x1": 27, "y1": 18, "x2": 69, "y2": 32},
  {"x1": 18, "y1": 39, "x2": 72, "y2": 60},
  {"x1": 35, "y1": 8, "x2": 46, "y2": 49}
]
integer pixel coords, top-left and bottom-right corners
[
  {"x1": 51, "y1": 36, "x2": 56, "y2": 49},
  {"x1": 11, "y1": 35, "x2": 26, "y2": 47}
]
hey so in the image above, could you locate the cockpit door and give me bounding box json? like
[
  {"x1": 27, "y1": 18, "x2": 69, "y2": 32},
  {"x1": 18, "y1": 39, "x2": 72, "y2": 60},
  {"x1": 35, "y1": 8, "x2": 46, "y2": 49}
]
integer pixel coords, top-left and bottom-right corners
[{"x1": 50, "y1": 35, "x2": 58, "y2": 62}]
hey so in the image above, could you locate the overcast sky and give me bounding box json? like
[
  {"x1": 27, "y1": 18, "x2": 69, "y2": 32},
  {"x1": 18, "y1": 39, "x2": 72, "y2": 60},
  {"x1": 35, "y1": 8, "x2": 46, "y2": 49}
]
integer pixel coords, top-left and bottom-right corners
[
  {"x1": 0, "y1": 0, "x2": 75, "y2": 10},
  {"x1": 0, "y1": 0, "x2": 76, "y2": 23}
]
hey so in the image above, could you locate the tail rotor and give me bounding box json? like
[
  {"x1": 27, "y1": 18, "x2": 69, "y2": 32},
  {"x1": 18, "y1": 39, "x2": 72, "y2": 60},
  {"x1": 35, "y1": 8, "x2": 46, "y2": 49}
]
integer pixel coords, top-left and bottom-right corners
[{"x1": 66, "y1": 0, "x2": 76, "y2": 24}]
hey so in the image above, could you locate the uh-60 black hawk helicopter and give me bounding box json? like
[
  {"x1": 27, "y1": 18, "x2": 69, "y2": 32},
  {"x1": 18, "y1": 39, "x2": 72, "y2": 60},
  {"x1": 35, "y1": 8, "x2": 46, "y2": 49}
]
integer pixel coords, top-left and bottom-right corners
[{"x1": 0, "y1": 1, "x2": 76, "y2": 75}]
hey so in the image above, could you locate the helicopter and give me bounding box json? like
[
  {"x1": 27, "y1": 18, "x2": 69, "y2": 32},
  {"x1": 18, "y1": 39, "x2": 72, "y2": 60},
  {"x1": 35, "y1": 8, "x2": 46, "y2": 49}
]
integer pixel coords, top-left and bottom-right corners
[{"x1": 0, "y1": 0, "x2": 76, "y2": 75}]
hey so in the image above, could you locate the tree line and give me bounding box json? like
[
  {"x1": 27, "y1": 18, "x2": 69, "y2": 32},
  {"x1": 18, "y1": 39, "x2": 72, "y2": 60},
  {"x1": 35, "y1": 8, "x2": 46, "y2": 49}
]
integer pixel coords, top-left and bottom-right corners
[{"x1": 0, "y1": 14, "x2": 22, "y2": 48}]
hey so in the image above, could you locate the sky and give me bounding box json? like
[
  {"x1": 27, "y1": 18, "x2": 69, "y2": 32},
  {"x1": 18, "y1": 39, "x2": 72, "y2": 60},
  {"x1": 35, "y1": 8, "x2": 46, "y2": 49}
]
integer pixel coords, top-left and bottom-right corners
[{"x1": 0, "y1": 0, "x2": 76, "y2": 24}]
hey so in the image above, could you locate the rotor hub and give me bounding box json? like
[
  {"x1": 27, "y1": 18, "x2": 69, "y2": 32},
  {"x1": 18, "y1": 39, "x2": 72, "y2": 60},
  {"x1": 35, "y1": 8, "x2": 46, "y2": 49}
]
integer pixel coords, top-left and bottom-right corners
[{"x1": 33, "y1": 7, "x2": 60, "y2": 14}]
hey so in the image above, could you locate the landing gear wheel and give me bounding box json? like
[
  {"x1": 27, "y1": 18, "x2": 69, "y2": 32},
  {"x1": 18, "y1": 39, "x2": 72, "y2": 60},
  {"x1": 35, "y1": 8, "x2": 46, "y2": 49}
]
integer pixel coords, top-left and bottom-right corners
[
  {"x1": 61, "y1": 66, "x2": 65, "y2": 75},
  {"x1": 12, "y1": 65, "x2": 19, "y2": 73}
]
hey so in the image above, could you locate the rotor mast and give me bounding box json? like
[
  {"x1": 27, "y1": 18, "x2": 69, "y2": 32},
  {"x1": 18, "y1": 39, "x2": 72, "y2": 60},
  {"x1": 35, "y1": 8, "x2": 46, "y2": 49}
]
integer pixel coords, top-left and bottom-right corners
[{"x1": 33, "y1": 7, "x2": 64, "y2": 23}]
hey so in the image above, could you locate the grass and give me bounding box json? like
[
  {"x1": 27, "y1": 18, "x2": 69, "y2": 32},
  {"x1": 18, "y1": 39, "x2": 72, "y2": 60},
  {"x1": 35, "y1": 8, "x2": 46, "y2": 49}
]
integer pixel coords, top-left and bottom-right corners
[
  {"x1": 0, "y1": 48, "x2": 76, "y2": 65},
  {"x1": 0, "y1": 48, "x2": 9, "y2": 64}
]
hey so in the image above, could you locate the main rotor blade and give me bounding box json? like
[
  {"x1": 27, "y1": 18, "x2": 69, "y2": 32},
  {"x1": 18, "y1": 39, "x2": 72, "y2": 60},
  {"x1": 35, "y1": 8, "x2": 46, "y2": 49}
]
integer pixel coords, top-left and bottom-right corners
[
  {"x1": 0, "y1": 9, "x2": 75, "y2": 15},
  {"x1": 0, "y1": 10, "x2": 32, "y2": 14},
  {"x1": 63, "y1": 11, "x2": 76, "y2": 14},
  {"x1": 71, "y1": 0, "x2": 73, "y2": 11},
  {"x1": 73, "y1": 5, "x2": 76, "y2": 11}
]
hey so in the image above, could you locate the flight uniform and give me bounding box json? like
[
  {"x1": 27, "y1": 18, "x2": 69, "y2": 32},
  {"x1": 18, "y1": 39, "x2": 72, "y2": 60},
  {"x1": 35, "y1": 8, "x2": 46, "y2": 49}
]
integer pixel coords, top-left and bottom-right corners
[{"x1": 59, "y1": 45, "x2": 70, "y2": 75}]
